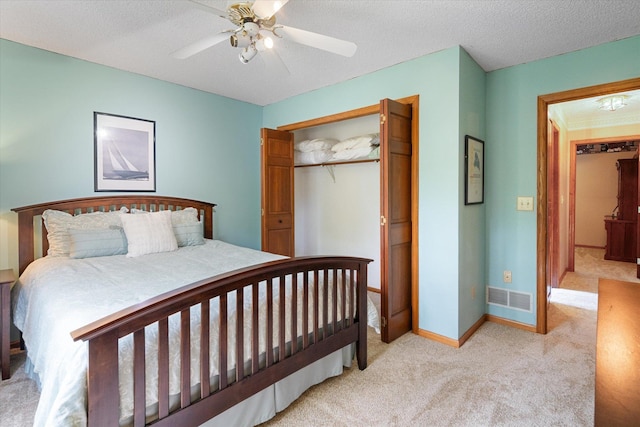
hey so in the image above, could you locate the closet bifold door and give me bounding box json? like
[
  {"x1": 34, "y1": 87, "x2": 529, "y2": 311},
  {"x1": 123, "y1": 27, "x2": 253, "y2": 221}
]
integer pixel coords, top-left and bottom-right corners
[
  {"x1": 260, "y1": 128, "x2": 295, "y2": 257},
  {"x1": 379, "y1": 98, "x2": 413, "y2": 343}
]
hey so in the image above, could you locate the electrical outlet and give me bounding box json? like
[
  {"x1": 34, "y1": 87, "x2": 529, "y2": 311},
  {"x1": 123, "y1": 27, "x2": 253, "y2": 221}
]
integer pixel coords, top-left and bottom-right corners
[
  {"x1": 517, "y1": 196, "x2": 534, "y2": 211},
  {"x1": 503, "y1": 270, "x2": 512, "y2": 283}
]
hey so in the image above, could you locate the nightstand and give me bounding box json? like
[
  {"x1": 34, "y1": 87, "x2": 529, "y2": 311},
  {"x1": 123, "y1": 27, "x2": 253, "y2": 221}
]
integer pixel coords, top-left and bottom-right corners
[{"x1": 1, "y1": 269, "x2": 16, "y2": 380}]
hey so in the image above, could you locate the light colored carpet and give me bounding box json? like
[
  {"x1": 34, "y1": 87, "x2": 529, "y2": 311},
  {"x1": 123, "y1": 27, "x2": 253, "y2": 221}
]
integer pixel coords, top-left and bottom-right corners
[
  {"x1": 3, "y1": 248, "x2": 628, "y2": 426},
  {"x1": 559, "y1": 246, "x2": 639, "y2": 293}
]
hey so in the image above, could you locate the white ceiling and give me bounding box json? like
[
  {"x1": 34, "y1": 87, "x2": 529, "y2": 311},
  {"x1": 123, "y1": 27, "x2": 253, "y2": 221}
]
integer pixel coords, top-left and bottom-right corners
[{"x1": 1, "y1": 0, "x2": 639, "y2": 116}]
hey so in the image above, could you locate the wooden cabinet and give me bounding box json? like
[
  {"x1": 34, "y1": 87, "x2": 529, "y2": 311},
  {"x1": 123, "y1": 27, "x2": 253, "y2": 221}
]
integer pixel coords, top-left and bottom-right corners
[{"x1": 604, "y1": 158, "x2": 638, "y2": 262}]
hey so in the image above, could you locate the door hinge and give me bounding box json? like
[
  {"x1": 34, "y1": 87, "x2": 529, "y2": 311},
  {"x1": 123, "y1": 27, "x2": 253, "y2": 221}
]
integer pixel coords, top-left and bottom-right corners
[
  {"x1": 261, "y1": 208, "x2": 264, "y2": 216},
  {"x1": 380, "y1": 215, "x2": 387, "y2": 226},
  {"x1": 260, "y1": 137, "x2": 264, "y2": 146},
  {"x1": 380, "y1": 113, "x2": 386, "y2": 125},
  {"x1": 381, "y1": 316, "x2": 387, "y2": 328}
]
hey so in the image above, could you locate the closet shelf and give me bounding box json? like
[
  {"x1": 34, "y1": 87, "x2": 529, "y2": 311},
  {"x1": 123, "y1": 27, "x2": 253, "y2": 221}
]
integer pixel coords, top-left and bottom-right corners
[{"x1": 294, "y1": 158, "x2": 380, "y2": 168}]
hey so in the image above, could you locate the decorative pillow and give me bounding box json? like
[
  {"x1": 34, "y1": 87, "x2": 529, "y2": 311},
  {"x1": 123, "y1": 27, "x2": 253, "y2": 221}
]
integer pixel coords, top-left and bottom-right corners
[
  {"x1": 173, "y1": 222, "x2": 205, "y2": 247},
  {"x1": 42, "y1": 207, "x2": 128, "y2": 257},
  {"x1": 131, "y1": 207, "x2": 200, "y2": 224},
  {"x1": 120, "y1": 210, "x2": 177, "y2": 257},
  {"x1": 170, "y1": 207, "x2": 200, "y2": 225},
  {"x1": 68, "y1": 227, "x2": 128, "y2": 259}
]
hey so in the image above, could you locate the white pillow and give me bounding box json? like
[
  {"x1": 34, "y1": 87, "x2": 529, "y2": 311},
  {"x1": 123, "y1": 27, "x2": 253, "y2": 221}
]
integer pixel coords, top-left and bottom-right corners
[
  {"x1": 120, "y1": 210, "x2": 177, "y2": 257},
  {"x1": 42, "y1": 207, "x2": 128, "y2": 257}
]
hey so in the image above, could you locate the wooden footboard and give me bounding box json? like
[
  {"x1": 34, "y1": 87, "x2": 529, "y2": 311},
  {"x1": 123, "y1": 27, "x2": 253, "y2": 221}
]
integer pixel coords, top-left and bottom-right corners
[{"x1": 71, "y1": 256, "x2": 370, "y2": 427}]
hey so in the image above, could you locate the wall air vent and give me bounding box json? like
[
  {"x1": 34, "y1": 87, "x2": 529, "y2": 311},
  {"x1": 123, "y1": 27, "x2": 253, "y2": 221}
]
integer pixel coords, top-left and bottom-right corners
[{"x1": 487, "y1": 286, "x2": 532, "y2": 312}]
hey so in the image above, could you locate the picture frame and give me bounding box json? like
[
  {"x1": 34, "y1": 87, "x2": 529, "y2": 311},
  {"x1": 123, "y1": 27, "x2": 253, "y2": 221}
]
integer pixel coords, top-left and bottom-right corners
[
  {"x1": 94, "y1": 112, "x2": 156, "y2": 192},
  {"x1": 464, "y1": 135, "x2": 484, "y2": 205}
]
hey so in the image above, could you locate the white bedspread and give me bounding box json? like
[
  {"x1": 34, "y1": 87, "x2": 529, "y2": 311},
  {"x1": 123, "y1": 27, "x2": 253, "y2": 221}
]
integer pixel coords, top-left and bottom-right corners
[{"x1": 12, "y1": 240, "x2": 379, "y2": 426}]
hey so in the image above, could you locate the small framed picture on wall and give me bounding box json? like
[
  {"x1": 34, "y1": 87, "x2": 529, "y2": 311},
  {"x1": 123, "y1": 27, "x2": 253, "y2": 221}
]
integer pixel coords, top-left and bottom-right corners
[{"x1": 465, "y1": 135, "x2": 484, "y2": 205}]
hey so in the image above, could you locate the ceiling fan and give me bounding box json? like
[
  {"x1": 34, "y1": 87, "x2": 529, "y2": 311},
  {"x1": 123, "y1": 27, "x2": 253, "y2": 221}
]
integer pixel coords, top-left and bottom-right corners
[{"x1": 172, "y1": 0, "x2": 357, "y2": 64}]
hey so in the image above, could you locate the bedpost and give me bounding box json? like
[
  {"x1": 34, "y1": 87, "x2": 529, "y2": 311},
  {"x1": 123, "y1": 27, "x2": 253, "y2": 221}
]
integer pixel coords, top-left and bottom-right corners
[
  {"x1": 356, "y1": 260, "x2": 368, "y2": 370},
  {"x1": 86, "y1": 330, "x2": 120, "y2": 427},
  {"x1": 16, "y1": 211, "x2": 34, "y2": 275}
]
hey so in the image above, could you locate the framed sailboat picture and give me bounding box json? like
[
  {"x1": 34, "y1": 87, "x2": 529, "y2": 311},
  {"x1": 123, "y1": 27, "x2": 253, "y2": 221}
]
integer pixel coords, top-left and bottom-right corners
[{"x1": 94, "y1": 112, "x2": 156, "y2": 192}]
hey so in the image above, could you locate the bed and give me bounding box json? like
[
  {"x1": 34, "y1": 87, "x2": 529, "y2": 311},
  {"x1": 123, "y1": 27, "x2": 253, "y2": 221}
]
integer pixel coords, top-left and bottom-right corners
[{"x1": 11, "y1": 195, "x2": 376, "y2": 427}]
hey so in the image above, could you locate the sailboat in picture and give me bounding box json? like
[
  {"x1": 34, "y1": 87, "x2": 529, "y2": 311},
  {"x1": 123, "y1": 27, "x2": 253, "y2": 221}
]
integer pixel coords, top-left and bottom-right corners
[{"x1": 105, "y1": 140, "x2": 149, "y2": 180}]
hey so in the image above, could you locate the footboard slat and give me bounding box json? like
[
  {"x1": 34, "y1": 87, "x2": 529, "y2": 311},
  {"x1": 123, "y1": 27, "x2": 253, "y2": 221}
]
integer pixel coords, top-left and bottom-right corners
[
  {"x1": 322, "y1": 268, "x2": 329, "y2": 340},
  {"x1": 180, "y1": 309, "x2": 191, "y2": 408},
  {"x1": 133, "y1": 329, "x2": 146, "y2": 427},
  {"x1": 71, "y1": 256, "x2": 371, "y2": 427},
  {"x1": 302, "y1": 272, "x2": 309, "y2": 349},
  {"x1": 313, "y1": 270, "x2": 319, "y2": 343},
  {"x1": 279, "y1": 275, "x2": 286, "y2": 362},
  {"x1": 266, "y1": 278, "x2": 274, "y2": 367},
  {"x1": 290, "y1": 273, "x2": 298, "y2": 355},
  {"x1": 235, "y1": 289, "x2": 244, "y2": 381},
  {"x1": 200, "y1": 303, "x2": 211, "y2": 399},
  {"x1": 219, "y1": 294, "x2": 228, "y2": 390},
  {"x1": 157, "y1": 319, "x2": 169, "y2": 419},
  {"x1": 251, "y1": 283, "x2": 259, "y2": 374},
  {"x1": 332, "y1": 269, "x2": 338, "y2": 333}
]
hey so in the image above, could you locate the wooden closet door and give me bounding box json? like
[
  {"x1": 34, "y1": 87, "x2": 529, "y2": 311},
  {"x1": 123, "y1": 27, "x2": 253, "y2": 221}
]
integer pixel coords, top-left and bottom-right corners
[
  {"x1": 260, "y1": 128, "x2": 294, "y2": 257},
  {"x1": 380, "y1": 98, "x2": 412, "y2": 343}
]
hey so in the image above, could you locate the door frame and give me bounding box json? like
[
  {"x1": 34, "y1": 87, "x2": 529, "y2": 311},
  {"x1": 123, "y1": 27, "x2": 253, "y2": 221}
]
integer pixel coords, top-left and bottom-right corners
[
  {"x1": 278, "y1": 95, "x2": 420, "y2": 335},
  {"x1": 537, "y1": 77, "x2": 640, "y2": 333}
]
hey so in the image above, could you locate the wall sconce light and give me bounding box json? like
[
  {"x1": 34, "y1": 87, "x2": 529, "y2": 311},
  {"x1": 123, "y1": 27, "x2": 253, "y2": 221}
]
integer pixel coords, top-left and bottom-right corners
[{"x1": 597, "y1": 95, "x2": 629, "y2": 111}]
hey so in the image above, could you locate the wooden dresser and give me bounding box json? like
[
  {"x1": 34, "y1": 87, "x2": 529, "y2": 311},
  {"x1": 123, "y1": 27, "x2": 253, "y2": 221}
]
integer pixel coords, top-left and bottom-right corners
[
  {"x1": 604, "y1": 158, "x2": 638, "y2": 263},
  {"x1": 595, "y1": 278, "x2": 640, "y2": 426}
]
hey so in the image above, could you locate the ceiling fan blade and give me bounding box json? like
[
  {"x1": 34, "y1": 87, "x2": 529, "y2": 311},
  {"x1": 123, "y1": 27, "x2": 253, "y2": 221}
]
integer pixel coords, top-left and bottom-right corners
[
  {"x1": 252, "y1": 0, "x2": 289, "y2": 19},
  {"x1": 171, "y1": 32, "x2": 231, "y2": 59},
  {"x1": 187, "y1": 0, "x2": 230, "y2": 19},
  {"x1": 278, "y1": 25, "x2": 357, "y2": 57}
]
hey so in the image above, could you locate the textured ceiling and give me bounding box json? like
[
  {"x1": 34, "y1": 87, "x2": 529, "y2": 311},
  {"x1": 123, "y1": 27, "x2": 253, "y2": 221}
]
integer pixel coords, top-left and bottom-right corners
[{"x1": 1, "y1": 0, "x2": 639, "y2": 110}]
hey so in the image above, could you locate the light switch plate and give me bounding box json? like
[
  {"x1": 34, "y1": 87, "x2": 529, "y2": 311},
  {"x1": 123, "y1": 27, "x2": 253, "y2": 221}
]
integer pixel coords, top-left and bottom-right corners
[{"x1": 517, "y1": 196, "x2": 534, "y2": 211}]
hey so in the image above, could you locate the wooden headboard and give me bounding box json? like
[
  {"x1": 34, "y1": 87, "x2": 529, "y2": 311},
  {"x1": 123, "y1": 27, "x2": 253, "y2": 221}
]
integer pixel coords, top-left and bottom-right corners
[{"x1": 12, "y1": 196, "x2": 216, "y2": 274}]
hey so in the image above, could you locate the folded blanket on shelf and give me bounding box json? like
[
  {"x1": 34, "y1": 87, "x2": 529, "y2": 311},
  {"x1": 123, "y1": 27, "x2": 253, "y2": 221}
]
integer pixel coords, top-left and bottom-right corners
[
  {"x1": 332, "y1": 146, "x2": 375, "y2": 160},
  {"x1": 295, "y1": 138, "x2": 339, "y2": 152},
  {"x1": 294, "y1": 150, "x2": 334, "y2": 165},
  {"x1": 332, "y1": 133, "x2": 379, "y2": 152}
]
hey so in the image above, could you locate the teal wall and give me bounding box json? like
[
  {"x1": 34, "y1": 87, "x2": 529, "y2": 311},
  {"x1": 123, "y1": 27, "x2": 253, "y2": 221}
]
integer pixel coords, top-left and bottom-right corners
[
  {"x1": 485, "y1": 35, "x2": 640, "y2": 323},
  {"x1": 458, "y1": 49, "x2": 487, "y2": 336},
  {"x1": 0, "y1": 39, "x2": 264, "y2": 272}
]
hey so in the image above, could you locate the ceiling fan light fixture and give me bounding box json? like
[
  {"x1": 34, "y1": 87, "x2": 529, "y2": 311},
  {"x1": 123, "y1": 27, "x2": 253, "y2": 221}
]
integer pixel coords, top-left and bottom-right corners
[
  {"x1": 242, "y1": 21, "x2": 260, "y2": 37},
  {"x1": 230, "y1": 31, "x2": 252, "y2": 48},
  {"x1": 239, "y1": 45, "x2": 258, "y2": 63},
  {"x1": 255, "y1": 35, "x2": 274, "y2": 51},
  {"x1": 598, "y1": 95, "x2": 629, "y2": 111}
]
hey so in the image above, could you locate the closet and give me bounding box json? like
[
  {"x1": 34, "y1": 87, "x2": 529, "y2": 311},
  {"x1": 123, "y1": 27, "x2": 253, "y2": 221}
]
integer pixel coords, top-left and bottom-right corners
[{"x1": 261, "y1": 96, "x2": 418, "y2": 343}]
